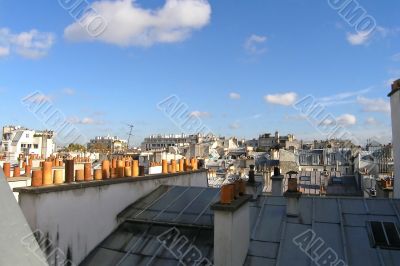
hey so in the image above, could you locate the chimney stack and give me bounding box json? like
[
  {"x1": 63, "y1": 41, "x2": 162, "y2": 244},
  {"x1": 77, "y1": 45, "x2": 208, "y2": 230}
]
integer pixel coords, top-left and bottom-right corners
[
  {"x1": 248, "y1": 165, "x2": 255, "y2": 184},
  {"x1": 271, "y1": 167, "x2": 284, "y2": 196},
  {"x1": 389, "y1": 79, "x2": 400, "y2": 198},
  {"x1": 284, "y1": 179, "x2": 302, "y2": 217},
  {"x1": 211, "y1": 185, "x2": 251, "y2": 266},
  {"x1": 245, "y1": 165, "x2": 262, "y2": 200}
]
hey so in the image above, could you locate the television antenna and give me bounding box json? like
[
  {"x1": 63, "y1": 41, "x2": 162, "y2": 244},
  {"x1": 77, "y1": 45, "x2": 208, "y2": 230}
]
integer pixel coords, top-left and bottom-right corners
[{"x1": 126, "y1": 124, "x2": 134, "y2": 148}]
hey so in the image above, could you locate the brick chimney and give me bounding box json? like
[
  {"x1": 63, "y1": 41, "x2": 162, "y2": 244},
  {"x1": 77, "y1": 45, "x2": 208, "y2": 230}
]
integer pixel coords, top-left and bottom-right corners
[
  {"x1": 284, "y1": 179, "x2": 302, "y2": 217},
  {"x1": 271, "y1": 167, "x2": 283, "y2": 196},
  {"x1": 211, "y1": 185, "x2": 251, "y2": 266},
  {"x1": 389, "y1": 79, "x2": 400, "y2": 198},
  {"x1": 245, "y1": 165, "x2": 262, "y2": 200}
]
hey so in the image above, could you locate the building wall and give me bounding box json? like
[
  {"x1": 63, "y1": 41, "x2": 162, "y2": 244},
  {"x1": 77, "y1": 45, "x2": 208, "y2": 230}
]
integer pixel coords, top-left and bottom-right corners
[
  {"x1": 17, "y1": 171, "x2": 208, "y2": 265},
  {"x1": 390, "y1": 89, "x2": 400, "y2": 198}
]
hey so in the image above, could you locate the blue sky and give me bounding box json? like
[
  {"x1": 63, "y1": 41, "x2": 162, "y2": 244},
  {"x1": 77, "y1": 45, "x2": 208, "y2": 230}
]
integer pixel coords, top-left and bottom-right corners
[{"x1": 0, "y1": 0, "x2": 398, "y2": 145}]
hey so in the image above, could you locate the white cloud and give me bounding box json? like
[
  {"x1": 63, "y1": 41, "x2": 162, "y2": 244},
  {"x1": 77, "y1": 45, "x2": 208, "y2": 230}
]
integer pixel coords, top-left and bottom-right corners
[
  {"x1": 190, "y1": 111, "x2": 211, "y2": 118},
  {"x1": 346, "y1": 31, "x2": 371, "y2": 45},
  {"x1": 244, "y1": 34, "x2": 267, "y2": 54},
  {"x1": 229, "y1": 122, "x2": 240, "y2": 130},
  {"x1": 337, "y1": 114, "x2": 357, "y2": 126},
  {"x1": 229, "y1": 92, "x2": 241, "y2": 100},
  {"x1": 64, "y1": 0, "x2": 211, "y2": 47},
  {"x1": 318, "y1": 88, "x2": 370, "y2": 106},
  {"x1": 0, "y1": 46, "x2": 10, "y2": 57},
  {"x1": 357, "y1": 96, "x2": 391, "y2": 113},
  {"x1": 68, "y1": 117, "x2": 104, "y2": 125},
  {"x1": 264, "y1": 92, "x2": 297, "y2": 106},
  {"x1": 63, "y1": 88, "x2": 76, "y2": 95},
  {"x1": 0, "y1": 28, "x2": 54, "y2": 59},
  {"x1": 365, "y1": 117, "x2": 379, "y2": 125},
  {"x1": 346, "y1": 27, "x2": 399, "y2": 46},
  {"x1": 391, "y1": 53, "x2": 400, "y2": 62}
]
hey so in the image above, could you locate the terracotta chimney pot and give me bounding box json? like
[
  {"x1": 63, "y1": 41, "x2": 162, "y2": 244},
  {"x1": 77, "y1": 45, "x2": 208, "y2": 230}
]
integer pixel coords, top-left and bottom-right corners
[
  {"x1": 31, "y1": 170, "x2": 43, "y2": 187},
  {"x1": 3, "y1": 162, "x2": 10, "y2": 177},
  {"x1": 13, "y1": 166, "x2": 21, "y2": 177},
  {"x1": 53, "y1": 170, "x2": 64, "y2": 184},
  {"x1": 42, "y1": 161, "x2": 53, "y2": 185}
]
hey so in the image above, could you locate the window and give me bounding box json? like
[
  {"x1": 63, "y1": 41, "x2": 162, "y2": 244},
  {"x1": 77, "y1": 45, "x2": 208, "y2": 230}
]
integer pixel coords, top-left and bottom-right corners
[
  {"x1": 27, "y1": 144, "x2": 32, "y2": 148},
  {"x1": 21, "y1": 144, "x2": 26, "y2": 148},
  {"x1": 26, "y1": 134, "x2": 29, "y2": 138},
  {"x1": 367, "y1": 221, "x2": 400, "y2": 249},
  {"x1": 33, "y1": 144, "x2": 38, "y2": 149}
]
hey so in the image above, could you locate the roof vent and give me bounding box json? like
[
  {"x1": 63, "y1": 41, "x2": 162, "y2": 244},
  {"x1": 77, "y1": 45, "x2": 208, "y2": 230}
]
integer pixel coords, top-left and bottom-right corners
[{"x1": 367, "y1": 221, "x2": 400, "y2": 249}]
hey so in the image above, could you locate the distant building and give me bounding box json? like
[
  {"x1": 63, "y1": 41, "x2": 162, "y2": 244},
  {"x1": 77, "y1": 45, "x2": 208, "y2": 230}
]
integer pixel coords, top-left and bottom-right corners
[
  {"x1": 313, "y1": 139, "x2": 356, "y2": 149},
  {"x1": 258, "y1": 131, "x2": 298, "y2": 151},
  {"x1": 0, "y1": 125, "x2": 55, "y2": 162},
  {"x1": 298, "y1": 148, "x2": 353, "y2": 174},
  {"x1": 141, "y1": 134, "x2": 197, "y2": 151},
  {"x1": 87, "y1": 135, "x2": 127, "y2": 153}
]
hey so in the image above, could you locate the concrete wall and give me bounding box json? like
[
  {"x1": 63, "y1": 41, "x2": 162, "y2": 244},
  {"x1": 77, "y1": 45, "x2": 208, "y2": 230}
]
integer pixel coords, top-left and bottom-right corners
[
  {"x1": 0, "y1": 167, "x2": 47, "y2": 266},
  {"x1": 390, "y1": 89, "x2": 400, "y2": 198},
  {"x1": 16, "y1": 170, "x2": 208, "y2": 265},
  {"x1": 7, "y1": 177, "x2": 31, "y2": 201}
]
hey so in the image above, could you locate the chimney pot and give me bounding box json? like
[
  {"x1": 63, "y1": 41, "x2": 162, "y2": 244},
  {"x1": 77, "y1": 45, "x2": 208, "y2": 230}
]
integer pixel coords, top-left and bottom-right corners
[
  {"x1": 102, "y1": 160, "x2": 110, "y2": 179},
  {"x1": 42, "y1": 161, "x2": 53, "y2": 185},
  {"x1": 53, "y1": 170, "x2": 64, "y2": 184},
  {"x1": 220, "y1": 184, "x2": 234, "y2": 204},
  {"x1": 24, "y1": 165, "x2": 31, "y2": 177},
  {"x1": 31, "y1": 170, "x2": 43, "y2": 187},
  {"x1": 132, "y1": 160, "x2": 139, "y2": 177},
  {"x1": 13, "y1": 166, "x2": 21, "y2": 177},
  {"x1": 75, "y1": 169, "x2": 84, "y2": 182},
  {"x1": 271, "y1": 167, "x2": 284, "y2": 196},
  {"x1": 3, "y1": 162, "x2": 10, "y2": 178},
  {"x1": 162, "y1": 160, "x2": 168, "y2": 174},
  {"x1": 65, "y1": 159, "x2": 75, "y2": 183},
  {"x1": 84, "y1": 163, "x2": 93, "y2": 181},
  {"x1": 94, "y1": 169, "x2": 102, "y2": 180},
  {"x1": 124, "y1": 166, "x2": 132, "y2": 177}
]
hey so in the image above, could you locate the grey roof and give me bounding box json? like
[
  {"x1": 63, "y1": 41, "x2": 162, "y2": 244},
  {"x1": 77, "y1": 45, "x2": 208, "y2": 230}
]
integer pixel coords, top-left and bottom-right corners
[
  {"x1": 264, "y1": 171, "x2": 362, "y2": 197},
  {"x1": 82, "y1": 185, "x2": 400, "y2": 266}
]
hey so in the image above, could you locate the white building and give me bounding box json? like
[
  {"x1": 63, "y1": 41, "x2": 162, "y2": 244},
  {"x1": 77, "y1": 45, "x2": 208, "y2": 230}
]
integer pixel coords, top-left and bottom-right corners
[
  {"x1": 87, "y1": 135, "x2": 128, "y2": 153},
  {"x1": 1, "y1": 126, "x2": 55, "y2": 162},
  {"x1": 389, "y1": 79, "x2": 400, "y2": 198}
]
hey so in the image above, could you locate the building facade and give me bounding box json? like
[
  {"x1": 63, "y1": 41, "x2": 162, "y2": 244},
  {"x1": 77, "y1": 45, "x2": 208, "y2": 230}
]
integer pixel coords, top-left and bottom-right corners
[
  {"x1": 0, "y1": 126, "x2": 55, "y2": 162},
  {"x1": 87, "y1": 135, "x2": 128, "y2": 153}
]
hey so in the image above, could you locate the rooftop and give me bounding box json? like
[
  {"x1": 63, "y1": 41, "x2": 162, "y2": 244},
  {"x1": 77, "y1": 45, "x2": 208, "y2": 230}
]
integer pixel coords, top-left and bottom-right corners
[{"x1": 82, "y1": 185, "x2": 400, "y2": 266}]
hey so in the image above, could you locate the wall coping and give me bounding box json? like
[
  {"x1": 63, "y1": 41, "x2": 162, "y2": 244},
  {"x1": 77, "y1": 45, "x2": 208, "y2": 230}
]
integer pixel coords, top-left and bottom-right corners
[{"x1": 14, "y1": 169, "x2": 207, "y2": 194}]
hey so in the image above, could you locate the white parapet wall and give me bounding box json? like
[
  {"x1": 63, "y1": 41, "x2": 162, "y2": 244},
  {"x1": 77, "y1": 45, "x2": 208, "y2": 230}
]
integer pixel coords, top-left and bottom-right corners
[
  {"x1": 15, "y1": 170, "x2": 208, "y2": 265},
  {"x1": 390, "y1": 84, "x2": 400, "y2": 198}
]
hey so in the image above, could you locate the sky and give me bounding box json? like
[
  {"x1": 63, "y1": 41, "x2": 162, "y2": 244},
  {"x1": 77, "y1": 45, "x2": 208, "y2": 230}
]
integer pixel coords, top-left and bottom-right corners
[{"x1": 0, "y1": 0, "x2": 398, "y2": 146}]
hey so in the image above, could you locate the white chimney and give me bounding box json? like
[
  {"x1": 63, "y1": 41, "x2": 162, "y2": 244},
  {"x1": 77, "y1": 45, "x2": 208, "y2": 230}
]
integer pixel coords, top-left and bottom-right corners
[
  {"x1": 271, "y1": 167, "x2": 284, "y2": 196},
  {"x1": 211, "y1": 193, "x2": 251, "y2": 266},
  {"x1": 389, "y1": 79, "x2": 400, "y2": 198}
]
